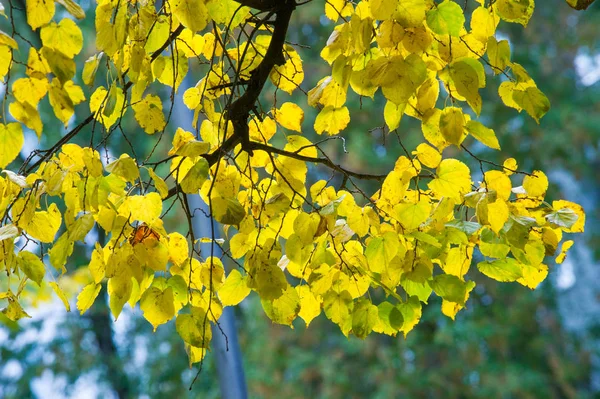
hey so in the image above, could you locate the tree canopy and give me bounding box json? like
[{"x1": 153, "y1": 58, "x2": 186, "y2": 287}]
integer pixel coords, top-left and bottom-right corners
[{"x1": 0, "y1": 0, "x2": 589, "y2": 368}]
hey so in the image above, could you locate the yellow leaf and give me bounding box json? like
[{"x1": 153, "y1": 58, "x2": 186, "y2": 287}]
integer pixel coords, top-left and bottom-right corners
[
  {"x1": 26, "y1": 48, "x2": 51, "y2": 79},
  {"x1": 49, "y1": 79, "x2": 85, "y2": 125},
  {"x1": 421, "y1": 109, "x2": 449, "y2": 150},
  {"x1": 325, "y1": 0, "x2": 353, "y2": 21},
  {"x1": 180, "y1": 158, "x2": 209, "y2": 194},
  {"x1": 439, "y1": 107, "x2": 466, "y2": 146},
  {"x1": 140, "y1": 286, "x2": 175, "y2": 331},
  {"x1": 152, "y1": 52, "x2": 189, "y2": 91},
  {"x1": 487, "y1": 199, "x2": 509, "y2": 233},
  {"x1": 26, "y1": 0, "x2": 55, "y2": 30},
  {"x1": 212, "y1": 196, "x2": 246, "y2": 225},
  {"x1": 89, "y1": 85, "x2": 126, "y2": 129},
  {"x1": 12, "y1": 77, "x2": 48, "y2": 107},
  {"x1": 0, "y1": 45, "x2": 11, "y2": 80},
  {"x1": 517, "y1": 263, "x2": 548, "y2": 289},
  {"x1": 484, "y1": 170, "x2": 512, "y2": 201},
  {"x1": 384, "y1": 101, "x2": 406, "y2": 131},
  {"x1": 428, "y1": 159, "x2": 472, "y2": 201},
  {"x1": 168, "y1": 232, "x2": 189, "y2": 266},
  {"x1": 261, "y1": 286, "x2": 301, "y2": 326},
  {"x1": 56, "y1": 0, "x2": 85, "y2": 19},
  {"x1": 26, "y1": 203, "x2": 62, "y2": 243},
  {"x1": 82, "y1": 53, "x2": 103, "y2": 86},
  {"x1": 395, "y1": 199, "x2": 431, "y2": 231},
  {"x1": 352, "y1": 298, "x2": 379, "y2": 339},
  {"x1": 218, "y1": 269, "x2": 251, "y2": 306},
  {"x1": 496, "y1": 0, "x2": 534, "y2": 26},
  {"x1": 503, "y1": 158, "x2": 518, "y2": 175},
  {"x1": 119, "y1": 193, "x2": 162, "y2": 224},
  {"x1": 0, "y1": 30, "x2": 18, "y2": 49},
  {"x1": 50, "y1": 281, "x2": 71, "y2": 312},
  {"x1": 477, "y1": 258, "x2": 523, "y2": 282},
  {"x1": 41, "y1": 18, "x2": 83, "y2": 59},
  {"x1": 270, "y1": 45, "x2": 304, "y2": 94},
  {"x1": 133, "y1": 94, "x2": 166, "y2": 134},
  {"x1": 105, "y1": 154, "x2": 137, "y2": 183},
  {"x1": 296, "y1": 285, "x2": 321, "y2": 326},
  {"x1": 315, "y1": 106, "x2": 350, "y2": 135},
  {"x1": 148, "y1": 168, "x2": 169, "y2": 199},
  {"x1": 273, "y1": 102, "x2": 304, "y2": 132},
  {"x1": 76, "y1": 283, "x2": 102, "y2": 314},
  {"x1": 0, "y1": 123, "x2": 24, "y2": 168},
  {"x1": 466, "y1": 120, "x2": 500, "y2": 150},
  {"x1": 172, "y1": 0, "x2": 209, "y2": 32},
  {"x1": 95, "y1": 1, "x2": 127, "y2": 57},
  {"x1": 522, "y1": 170, "x2": 548, "y2": 198},
  {"x1": 413, "y1": 143, "x2": 441, "y2": 168}
]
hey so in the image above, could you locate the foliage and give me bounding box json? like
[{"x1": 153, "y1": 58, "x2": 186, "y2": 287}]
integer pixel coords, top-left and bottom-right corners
[{"x1": 0, "y1": 0, "x2": 589, "y2": 366}]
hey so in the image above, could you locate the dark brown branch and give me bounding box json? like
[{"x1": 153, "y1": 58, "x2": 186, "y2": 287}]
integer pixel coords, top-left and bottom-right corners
[{"x1": 247, "y1": 142, "x2": 389, "y2": 181}]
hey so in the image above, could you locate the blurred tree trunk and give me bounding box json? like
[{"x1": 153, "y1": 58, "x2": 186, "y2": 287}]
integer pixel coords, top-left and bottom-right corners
[{"x1": 188, "y1": 194, "x2": 248, "y2": 399}]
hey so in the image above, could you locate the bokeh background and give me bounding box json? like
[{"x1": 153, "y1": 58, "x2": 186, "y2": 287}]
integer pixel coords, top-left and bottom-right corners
[{"x1": 1, "y1": 1, "x2": 599, "y2": 398}]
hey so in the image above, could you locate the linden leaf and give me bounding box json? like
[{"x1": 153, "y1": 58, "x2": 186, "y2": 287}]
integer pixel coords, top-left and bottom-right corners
[
  {"x1": 77, "y1": 283, "x2": 102, "y2": 315},
  {"x1": 133, "y1": 95, "x2": 166, "y2": 134},
  {"x1": 426, "y1": 0, "x2": 465, "y2": 36},
  {"x1": 140, "y1": 286, "x2": 176, "y2": 331},
  {"x1": 50, "y1": 282, "x2": 71, "y2": 312},
  {"x1": 352, "y1": 298, "x2": 379, "y2": 339},
  {"x1": 180, "y1": 158, "x2": 209, "y2": 194},
  {"x1": 212, "y1": 196, "x2": 246, "y2": 225},
  {"x1": 545, "y1": 208, "x2": 579, "y2": 229},
  {"x1": 218, "y1": 270, "x2": 251, "y2": 306},
  {"x1": 466, "y1": 120, "x2": 500, "y2": 150},
  {"x1": 439, "y1": 107, "x2": 466, "y2": 146},
  {"x1": 296, "y1": 285, "x2": 321, "y2": 327},
  {"x1": 428, "y1": 159, "x2": 472, "y2": 201},
  {"x1": 119, "y1": 193, "x2": 162, "y2": 224},
  {"x1": 172, "y1": 0, "x2": 209, "y2": 32},
  {"x1": 0, "y1": 123, "x2": 24, "y2": 168},
  {"x1": 41, "y1": 18, "x2": 83, "y2": 59},
  {"x1": 273, "y1": 102, "x2": 304, "y2": 132},
  {"x1": 522, "y1": 170, "x2": 548, "y2": 198},
  {"x1": 106, "y1": 154, "x2": 140, "y2": 183},
  {"x1": 477, "y1": 258, "x2": 523, "y2": 282},
  {"x1": 26, "y1": 0, "x2": 55, "y2": 30},
  {"x1": 17, "y1": 251, "x2": 46, "y2": 286},
  {"x1": 26, "y1": 203, "x2": 62, "y2": 243},
  {"x1": 315, "y1": 106, "x2": 350, "y2": 135},
  {"x1": 176, "y1": 310, "x2": 212, "y2": 348},
  {"x1": 261, "y1": 286, "x2": 301, "y2": 326}
]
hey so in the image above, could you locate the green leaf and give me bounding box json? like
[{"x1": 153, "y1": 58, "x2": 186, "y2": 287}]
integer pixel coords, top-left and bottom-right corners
[
  {"x1": 17, "y1": 251, "x2": 46, "y2": 285},
  {"x1": 426, "y1": 0, "x2": 465, "y2": 36},
  {"x1": 352, "y1": 298, "x2": 379, "y2": 339},
  {"x1": 212, "y1": 196, "x2": 246, "y2": 225},
  {"x1": 176, "y1": 308, "x2": 212, "y2": 348},
  {"x1": 180, "y1": 158, "x2": 209, "y2": 193},
  {"x1": 512, "y1": 87, "x2": 550, "y2": 123},
  {"x1": 545, "y1": 208, "x2": 579, "y2": 229},
  {"x1": 466, "y1": 120, "x2": 500, "y2": 150},
  {"x1": 430, "y1": 274, "x2": 474, "y2": 305},
  {"x1": 477, "y1": 258, "x2": 523, "y2": 282}
]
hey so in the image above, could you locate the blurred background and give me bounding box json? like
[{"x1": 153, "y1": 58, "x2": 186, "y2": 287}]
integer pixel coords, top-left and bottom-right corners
[{"x1": 1, "y1": 0, "x2": 599, "y2": 398}]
